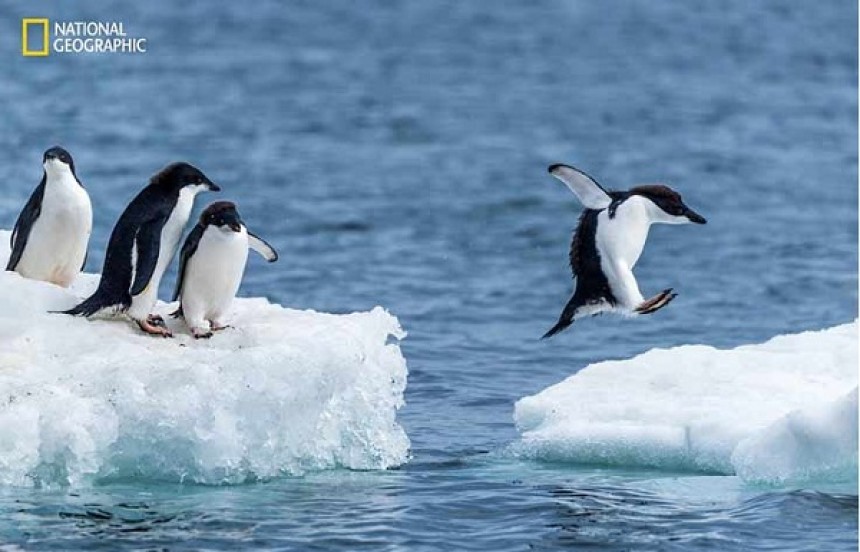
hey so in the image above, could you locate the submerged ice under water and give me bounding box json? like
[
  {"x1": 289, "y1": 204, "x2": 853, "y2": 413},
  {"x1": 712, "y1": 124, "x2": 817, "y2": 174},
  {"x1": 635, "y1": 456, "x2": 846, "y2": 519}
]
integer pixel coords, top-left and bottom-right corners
[{"x1": 0, "y1": 0, "x2": 856, "y2": 549}]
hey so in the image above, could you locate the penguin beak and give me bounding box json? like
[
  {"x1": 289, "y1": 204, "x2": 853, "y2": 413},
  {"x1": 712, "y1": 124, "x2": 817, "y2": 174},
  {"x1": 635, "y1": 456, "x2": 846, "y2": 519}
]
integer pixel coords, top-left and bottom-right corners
[
  {"x1": 206, "y1": 180, "x2": 221, "y2": 192},
  {"x1": 223, "y1": 212, "x2": 242, "y2": 232},
  {"x1": 684, "y1": 208, "x2": 707, "y2": 224}
]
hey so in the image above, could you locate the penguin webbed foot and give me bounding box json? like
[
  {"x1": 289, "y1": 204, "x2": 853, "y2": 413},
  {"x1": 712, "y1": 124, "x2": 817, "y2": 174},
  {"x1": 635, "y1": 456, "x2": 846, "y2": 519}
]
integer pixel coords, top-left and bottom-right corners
[
  {"x1": 635, "y1": 288, "x2": 677, "y2": 315},
  {"x1": 137, "y1": 315, "x2": 173, "y2": 338}
]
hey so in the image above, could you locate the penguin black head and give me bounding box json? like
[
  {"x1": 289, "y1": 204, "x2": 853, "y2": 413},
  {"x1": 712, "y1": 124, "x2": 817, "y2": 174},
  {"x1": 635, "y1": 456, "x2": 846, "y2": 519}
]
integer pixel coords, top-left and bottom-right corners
[
  {"x1": 630, "y1": 184, "x2": 707, "y2": 225},
  {"x1": 150, "y1": 162, "x2": 221, "y2": 194},
  {"x1": 42, "y1": 145, "x2": 77, "y2": 178},
  {"x1": 200, "y1": 201, "x2": 243, "y2": 232}
]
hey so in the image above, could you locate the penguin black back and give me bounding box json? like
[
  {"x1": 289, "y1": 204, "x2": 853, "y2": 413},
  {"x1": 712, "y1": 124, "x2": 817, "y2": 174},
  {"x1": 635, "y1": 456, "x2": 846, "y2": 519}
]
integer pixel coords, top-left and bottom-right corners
[
  {"x1": 6, "y1": 180, "x2": 45, "y2": 272},
  {"x1": 542, "y1": 209, "x2": 617, "y2": 339},
  {"x1": 569, "y1": 209, "x2": 615, "y2": 306}
]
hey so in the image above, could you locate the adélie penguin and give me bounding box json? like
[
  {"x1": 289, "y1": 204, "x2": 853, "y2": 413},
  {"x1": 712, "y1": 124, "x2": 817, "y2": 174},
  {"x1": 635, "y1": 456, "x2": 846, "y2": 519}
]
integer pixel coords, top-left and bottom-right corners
[
  {"x1": 6, "y1": 146, "x2": 92, "y2": 287},
  {"x1": 542, "y1": 163, "x2": 707, "y2": 339},
  {"x1": 171, "y1": 201, "x2": 278, "y2": 339},
  {"x1": 63, "y1": 162, "x2": 220, "y2": 337}
]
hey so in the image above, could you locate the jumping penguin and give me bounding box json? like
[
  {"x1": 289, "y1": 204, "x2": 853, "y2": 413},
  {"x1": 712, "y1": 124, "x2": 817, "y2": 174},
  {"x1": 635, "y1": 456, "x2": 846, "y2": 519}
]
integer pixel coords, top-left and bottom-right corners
[
  {"x1": 63, "y1": 162, "x2": 220, "y2": 336},
  {"x1": 6, "y1": 146, "x2": 92, "y2": 287},
  {"x1": 542, "y1": 163, "x2": 707, "y2": 339},
  {"x1": 171, "y1": 201, "x2": 278, "y2": 339}
]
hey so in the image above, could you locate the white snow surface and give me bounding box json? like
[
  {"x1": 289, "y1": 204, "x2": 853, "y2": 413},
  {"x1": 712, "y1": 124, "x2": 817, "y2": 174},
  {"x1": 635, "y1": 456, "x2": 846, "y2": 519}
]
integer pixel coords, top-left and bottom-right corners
[
  {"x1": 0, "y1": 231, "x2": 409, "y2": 486},
  {"x1": 514, "y1": 322, "x2": 858, "y2": 484}
]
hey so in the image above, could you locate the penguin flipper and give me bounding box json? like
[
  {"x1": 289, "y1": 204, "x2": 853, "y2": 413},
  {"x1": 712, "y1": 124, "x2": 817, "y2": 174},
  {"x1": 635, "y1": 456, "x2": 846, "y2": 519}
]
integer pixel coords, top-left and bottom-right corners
[
  {"x1": 130, "y1": 218, "x2": 167, "y2": 297},
  {"x1": 172, "y1": 223, "x2": 204, "y2": 302},
  {"x1": 6, "y1": 181, "x2": 45, "y2": 271},
  {"x1": 548, "y1": 164, "x2": 612, "y2": 210},
  {"x1": 248, "y1": 231, "x2": 278, "y2": 262}
]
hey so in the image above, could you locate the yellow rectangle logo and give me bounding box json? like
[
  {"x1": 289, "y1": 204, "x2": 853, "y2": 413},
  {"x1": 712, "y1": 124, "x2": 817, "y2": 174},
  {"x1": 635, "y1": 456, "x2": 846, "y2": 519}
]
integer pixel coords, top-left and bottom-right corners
[{"x1": 22, "y1": 18, "x2": 50, "y2": 57}]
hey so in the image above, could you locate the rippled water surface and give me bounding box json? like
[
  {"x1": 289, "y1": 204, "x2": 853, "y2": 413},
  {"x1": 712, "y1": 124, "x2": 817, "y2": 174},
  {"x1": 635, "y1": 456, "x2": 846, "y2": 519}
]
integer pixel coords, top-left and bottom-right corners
[{"x1": 0, "y1": 0, "x2": 857, "y2": 549}]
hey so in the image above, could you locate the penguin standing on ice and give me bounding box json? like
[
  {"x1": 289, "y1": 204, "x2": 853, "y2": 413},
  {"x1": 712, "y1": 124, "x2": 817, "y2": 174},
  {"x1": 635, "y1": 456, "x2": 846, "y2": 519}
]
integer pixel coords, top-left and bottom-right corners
[
  {"x1": 172, "y1": 201, "x2": 278, "y2": 339},
  {"x1": 6, "y1": 146, "x2": 92, "y2": 287},
  {"x1": 542, "y1": 163, "x2": 707, "y2": 339},
  {"x1": 63, "y1": 162, "x2": 220, "y2": 336}
]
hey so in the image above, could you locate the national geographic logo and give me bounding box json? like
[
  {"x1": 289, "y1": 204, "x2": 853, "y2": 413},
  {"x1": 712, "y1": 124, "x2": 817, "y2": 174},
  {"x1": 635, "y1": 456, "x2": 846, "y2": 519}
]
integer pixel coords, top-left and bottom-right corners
[{"x1": 22, "y1": 19, "x2": 148, "y2": 56}]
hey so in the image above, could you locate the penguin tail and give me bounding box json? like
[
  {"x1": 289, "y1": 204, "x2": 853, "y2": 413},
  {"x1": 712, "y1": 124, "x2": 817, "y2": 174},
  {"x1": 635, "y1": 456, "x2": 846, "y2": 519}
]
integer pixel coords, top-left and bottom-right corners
[
  {"x1": 541, "y1": 293, "x2": 588, "y2": 339},
  {"x1": 170, "y1": 306, "x2": 183, "y2": 319},
  {"x1": 57, "y1": 288, "x2": 123, "y2": 318},
  {"x1": 541, "y1": 318, "x2": 573, "y2": 339}
]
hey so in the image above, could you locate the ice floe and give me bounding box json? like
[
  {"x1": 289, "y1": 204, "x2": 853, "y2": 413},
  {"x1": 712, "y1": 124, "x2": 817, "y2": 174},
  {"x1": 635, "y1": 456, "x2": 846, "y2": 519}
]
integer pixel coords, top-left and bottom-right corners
[
  {"x1": 514, "y1": 322, "x2": 858, "y2": 484},
  {"x1": 0, "y1": 231, "x2": 409, "y2": 486}
]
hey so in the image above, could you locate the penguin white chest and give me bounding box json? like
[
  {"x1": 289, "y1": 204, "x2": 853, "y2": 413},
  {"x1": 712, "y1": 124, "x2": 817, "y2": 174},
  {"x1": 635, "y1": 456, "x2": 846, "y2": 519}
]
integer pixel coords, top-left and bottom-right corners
[
  {"x1": 16, "y1": 173, "x2": 92, "y2": 287},
  {"x1": 127, "y1": 187, "x2": 198, "y2": 320},
  {"x1": 181, "y1": 226, "x2": 249, "y2": 325},
  {"x1": 595, "y1": 197, "x2": 651, "y2": 269},
  {"x1": 593, "y1": 197, "x2": 653, "y2": 308},
  {"x1": 157, "y1": 187, "x2": 197, "y2": 278}
]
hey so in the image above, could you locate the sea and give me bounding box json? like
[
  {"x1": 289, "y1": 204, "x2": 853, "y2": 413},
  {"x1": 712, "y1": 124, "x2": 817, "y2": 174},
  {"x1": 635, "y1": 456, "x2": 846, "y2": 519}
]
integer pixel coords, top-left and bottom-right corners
[{"x1": 0, "y1": 0, "x2": 856, "y2": 550}]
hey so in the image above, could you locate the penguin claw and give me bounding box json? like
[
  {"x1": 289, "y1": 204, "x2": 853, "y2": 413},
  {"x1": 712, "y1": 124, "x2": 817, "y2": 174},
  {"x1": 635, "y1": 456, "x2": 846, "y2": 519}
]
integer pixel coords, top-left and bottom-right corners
[{"x1": 635, "y1": 288, "x2": 677, "y2": 315}]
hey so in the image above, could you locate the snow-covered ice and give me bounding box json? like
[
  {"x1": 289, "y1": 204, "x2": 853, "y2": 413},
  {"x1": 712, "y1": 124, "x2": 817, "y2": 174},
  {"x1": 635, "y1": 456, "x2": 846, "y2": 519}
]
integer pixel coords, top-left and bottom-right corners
[
  {"x1": 0, "y1": 231, "x2": 409, "y2": 486},
  {"x1": 514, "y1": 322, "x2": 858, "y2": 484},
  {"x1": 732, "y1": 387, "x2": 857, "y2": 484}
]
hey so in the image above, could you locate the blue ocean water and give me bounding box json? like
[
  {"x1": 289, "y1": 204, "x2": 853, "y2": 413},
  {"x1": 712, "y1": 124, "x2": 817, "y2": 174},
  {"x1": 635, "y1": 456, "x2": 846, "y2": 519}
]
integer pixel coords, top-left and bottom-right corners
[{"x1": 0, "y1": 0, "x2": 857, "y2": 550}]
